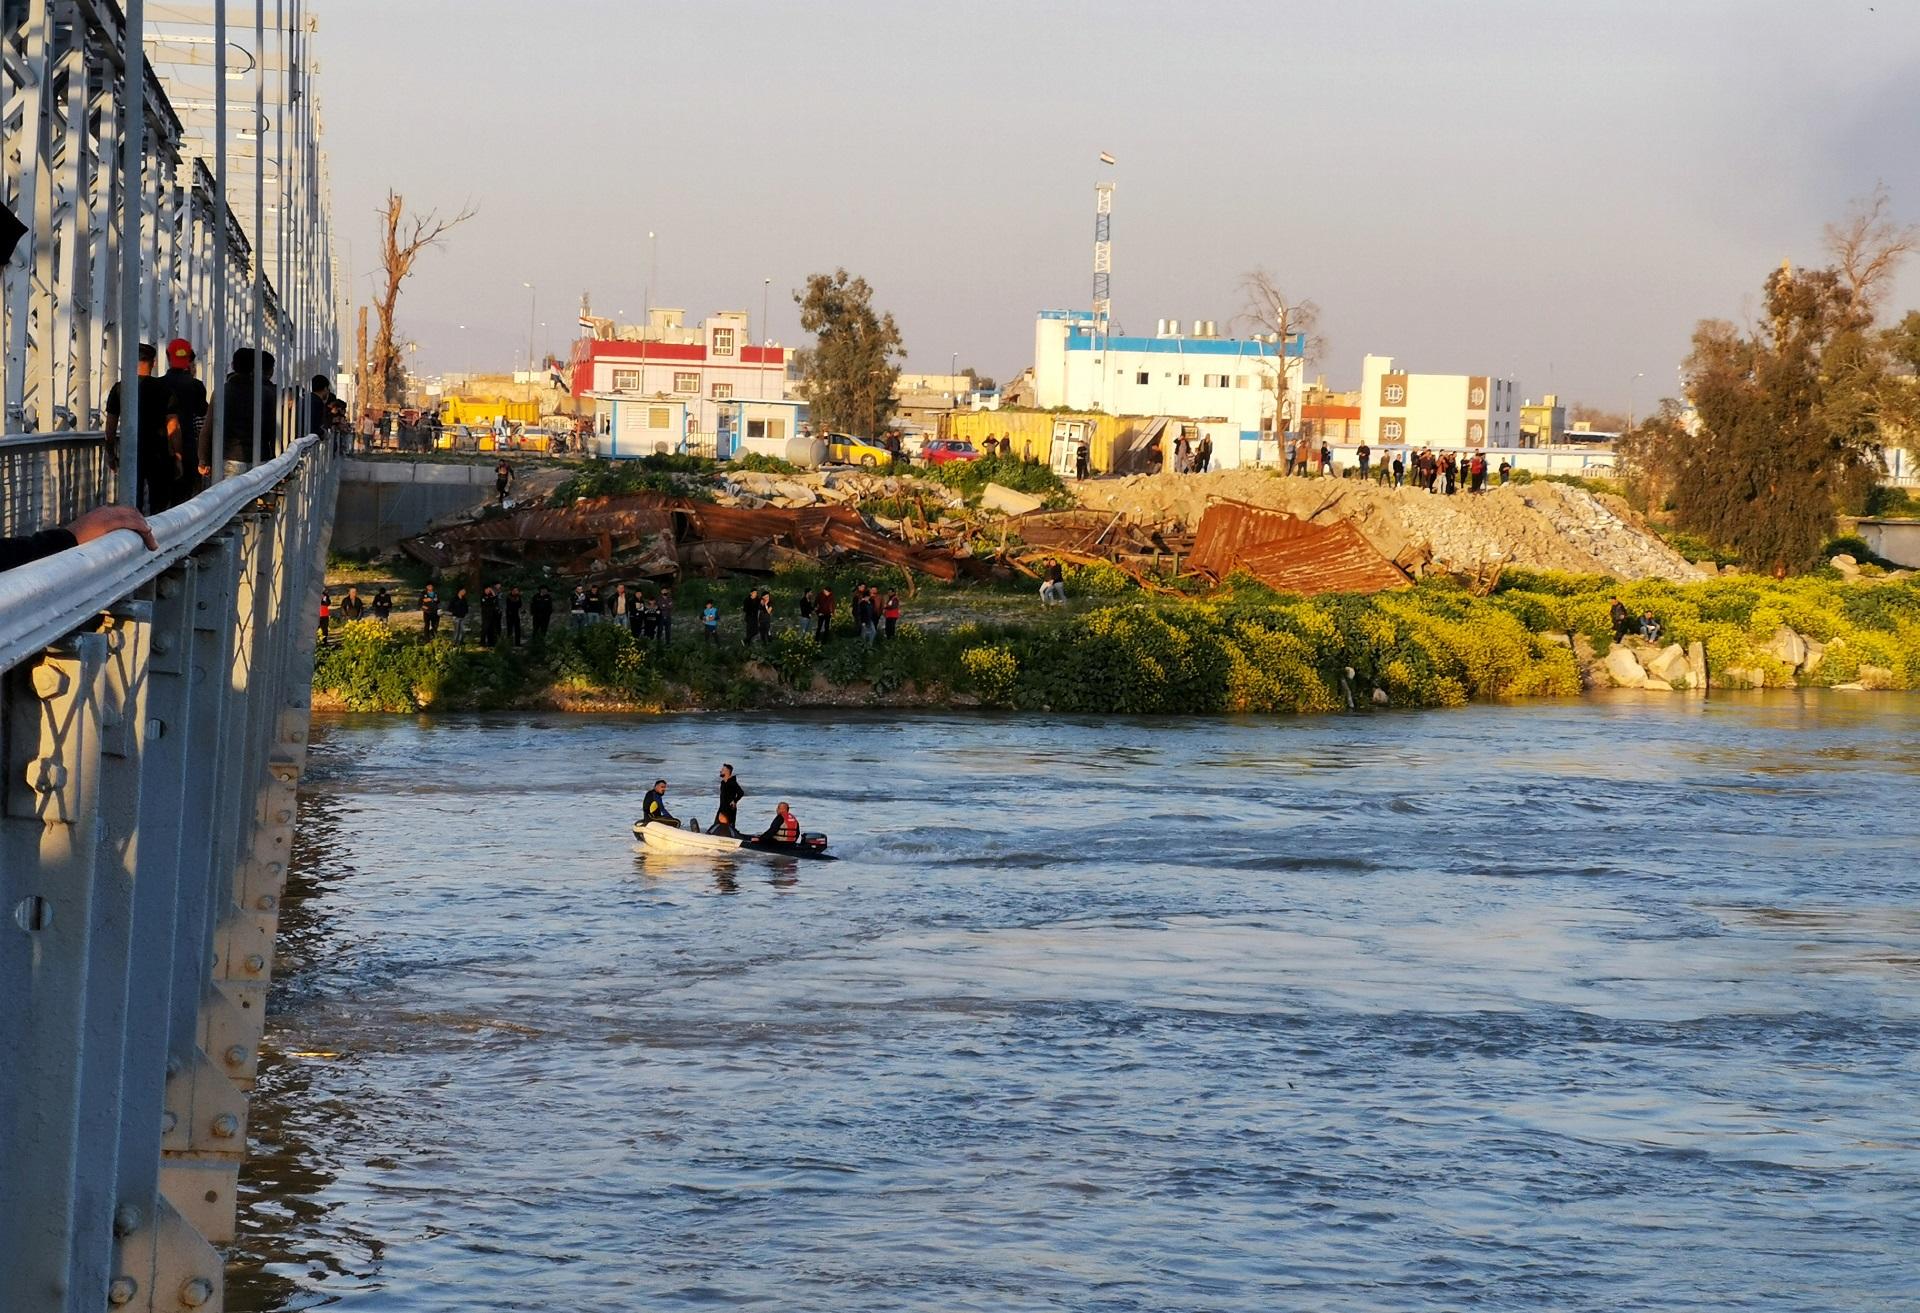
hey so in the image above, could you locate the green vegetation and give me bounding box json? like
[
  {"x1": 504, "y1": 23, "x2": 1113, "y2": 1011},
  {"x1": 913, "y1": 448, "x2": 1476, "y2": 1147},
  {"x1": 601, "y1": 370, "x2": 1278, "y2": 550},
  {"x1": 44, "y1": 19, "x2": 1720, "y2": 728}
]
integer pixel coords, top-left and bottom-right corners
[
  {"x1": 730, "y1": 451, "x2": 802, "y2": 476},
  {"x1": 794, "y1": 268, "x2": 904, "y2": 439},
  {"x1": 547, "y1": 454, "x2": 716, "y2": 505},
  {"x1": 924, "y1": 453, "x2": 1072, "y2": 506},
  {"x1": 1621, "y1": 189, "x2": 1920, "y2": 573},
  {"x1": 314, "y1": 570, "x2": 1920, "y2": 714}
]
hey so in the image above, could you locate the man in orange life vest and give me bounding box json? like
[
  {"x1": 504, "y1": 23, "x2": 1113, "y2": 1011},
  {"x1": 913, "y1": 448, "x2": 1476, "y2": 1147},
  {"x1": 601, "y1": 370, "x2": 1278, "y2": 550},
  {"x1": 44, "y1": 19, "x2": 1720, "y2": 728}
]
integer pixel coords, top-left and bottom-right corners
[{"x1": 757, "y1": 802, "x2": 799, "y2": 844}]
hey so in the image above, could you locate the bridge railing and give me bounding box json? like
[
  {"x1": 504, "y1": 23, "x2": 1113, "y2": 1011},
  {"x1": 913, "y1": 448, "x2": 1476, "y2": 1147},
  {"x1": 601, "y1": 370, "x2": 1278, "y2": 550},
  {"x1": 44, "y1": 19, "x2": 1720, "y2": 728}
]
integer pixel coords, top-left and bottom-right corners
[
  {"x1": 0, "y1": 432, "x2": 114, "y2": 540},
  {"x1": 1, "y1": 435, "x2": 339, "y2": 1313}
]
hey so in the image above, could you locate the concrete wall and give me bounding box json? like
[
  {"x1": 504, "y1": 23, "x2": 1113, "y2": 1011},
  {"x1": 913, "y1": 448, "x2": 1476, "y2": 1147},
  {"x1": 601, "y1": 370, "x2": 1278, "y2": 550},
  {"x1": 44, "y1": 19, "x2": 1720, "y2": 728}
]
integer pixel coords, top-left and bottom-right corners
[
  {"x1": 333, "y1": 459, "x2": 501, "y2": 553},
  {"x1": 1856, "y1": 518, "x2": 1920, "y2": 567}
]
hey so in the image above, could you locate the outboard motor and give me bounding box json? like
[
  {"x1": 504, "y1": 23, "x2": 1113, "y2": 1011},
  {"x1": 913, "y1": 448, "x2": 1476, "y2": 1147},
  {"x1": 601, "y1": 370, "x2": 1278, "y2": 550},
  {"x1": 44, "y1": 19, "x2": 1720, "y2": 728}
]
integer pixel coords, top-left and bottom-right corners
[{"x1": 801, "y1": 832, "x2": 829, "y2": 853}]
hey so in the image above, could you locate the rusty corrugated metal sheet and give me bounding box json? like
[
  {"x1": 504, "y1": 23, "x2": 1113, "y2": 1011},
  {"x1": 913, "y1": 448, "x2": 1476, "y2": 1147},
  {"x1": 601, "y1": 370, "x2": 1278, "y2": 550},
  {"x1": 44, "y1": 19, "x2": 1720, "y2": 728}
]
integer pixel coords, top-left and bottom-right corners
[{"x1": 1188, "y1": 499, "x2": 1407, "y2": 595}]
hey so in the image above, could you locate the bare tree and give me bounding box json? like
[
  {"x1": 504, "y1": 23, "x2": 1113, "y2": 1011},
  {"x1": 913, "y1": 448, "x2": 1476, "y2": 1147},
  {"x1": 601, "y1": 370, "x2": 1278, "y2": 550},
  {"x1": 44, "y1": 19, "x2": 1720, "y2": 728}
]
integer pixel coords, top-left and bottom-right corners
[
  {"x1": 1824, "y1": 182, "x2": 1918, "y2": 316},
  {"x1": 369, "y1": 191, "x2": 474, "y2": 406},
  {"x1": 1236, "y1": 268, "x2": 1321, "y2": 440}
]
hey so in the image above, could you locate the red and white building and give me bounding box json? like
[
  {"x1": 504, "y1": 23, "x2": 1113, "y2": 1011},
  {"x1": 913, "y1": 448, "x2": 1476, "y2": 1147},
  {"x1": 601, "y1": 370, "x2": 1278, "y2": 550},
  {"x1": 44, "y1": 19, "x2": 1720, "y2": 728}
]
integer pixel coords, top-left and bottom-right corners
[{"x1": 569, "y1": 308, "x2": 790, "y2": 449}]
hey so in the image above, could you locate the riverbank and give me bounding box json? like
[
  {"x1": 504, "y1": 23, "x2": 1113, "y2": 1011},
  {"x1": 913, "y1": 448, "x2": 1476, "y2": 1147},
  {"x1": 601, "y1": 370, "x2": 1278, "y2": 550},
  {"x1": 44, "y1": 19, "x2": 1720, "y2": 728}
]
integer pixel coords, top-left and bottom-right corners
[{"x1": 311, "y1": 570, "x2": 1920, "y2": 714}]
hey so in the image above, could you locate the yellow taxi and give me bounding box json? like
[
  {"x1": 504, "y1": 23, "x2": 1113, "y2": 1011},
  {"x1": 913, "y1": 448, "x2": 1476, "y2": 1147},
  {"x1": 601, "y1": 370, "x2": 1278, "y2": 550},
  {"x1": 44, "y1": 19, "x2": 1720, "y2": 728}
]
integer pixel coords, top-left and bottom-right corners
[{"x1": 822, "y1": 432, "x2": 894, "y2": 467}]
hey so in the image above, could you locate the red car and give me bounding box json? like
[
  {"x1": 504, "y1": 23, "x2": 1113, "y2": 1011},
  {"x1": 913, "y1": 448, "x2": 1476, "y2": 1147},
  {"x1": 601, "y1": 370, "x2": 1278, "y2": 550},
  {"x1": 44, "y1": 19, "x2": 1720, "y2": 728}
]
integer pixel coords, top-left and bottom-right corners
[{"x1": 921, "y1": 438, "x2": 981, "y2": 466}]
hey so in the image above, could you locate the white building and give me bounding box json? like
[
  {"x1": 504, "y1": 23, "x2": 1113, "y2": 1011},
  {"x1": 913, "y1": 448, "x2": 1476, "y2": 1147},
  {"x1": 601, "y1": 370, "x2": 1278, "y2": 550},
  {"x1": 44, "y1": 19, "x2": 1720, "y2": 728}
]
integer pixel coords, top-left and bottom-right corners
[
  {"x1": 1359, "y1": 354, "x2": 1518, "y2": 448},
  {"x1": 1032, "y1": 311, "x2": 1305, "y2": 466}
]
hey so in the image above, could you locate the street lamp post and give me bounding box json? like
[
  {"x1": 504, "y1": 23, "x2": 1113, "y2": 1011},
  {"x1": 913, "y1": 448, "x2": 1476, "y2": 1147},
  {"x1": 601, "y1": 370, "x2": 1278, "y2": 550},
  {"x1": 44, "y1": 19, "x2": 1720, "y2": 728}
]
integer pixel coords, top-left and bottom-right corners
[
  {"x1": 1627, "y1": 371, "x2": 1645, "y2": 435},
  {"x1": 523, "y1": 281, "x2": 536, "y2": 372}
]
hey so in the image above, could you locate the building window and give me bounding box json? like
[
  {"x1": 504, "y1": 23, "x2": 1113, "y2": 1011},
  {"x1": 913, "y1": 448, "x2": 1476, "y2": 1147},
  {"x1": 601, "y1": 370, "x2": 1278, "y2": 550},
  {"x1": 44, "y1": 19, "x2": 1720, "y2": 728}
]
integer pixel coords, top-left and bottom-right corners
[
  {"x1": 1204, "y1": 373, "x2": 1229, "y2": 388},
  {"x1": 611, "y1": 368, "x2": 641, "y2": 391},
  {"x1": 746, "y1": 418, "x2": 788, "y2": 441},
  {"x1": 673, "y1": 371, "x2": 699, "y2": 393},
  {"x1": 648, "y1": 406, "x2": 672, "y2": 430},
  {"x1": 1177, "y1": 374, "x2": 1191, "y2": 387},
  {"x1": 712, "y1": 327, "x2": 735, "y2": 357},
  {"x1": 1235, "y1": 375, "x2": 1251, "y2": 388},
  {"x1": 747, "y1": 419, "x2": 765, "y2": 439},
  {"x1": 1135, "y1": 371, "x2": 1149, "y2": 385},
  {"x1": 711, "y1": 382, "x2": 733, "y2": 400}
]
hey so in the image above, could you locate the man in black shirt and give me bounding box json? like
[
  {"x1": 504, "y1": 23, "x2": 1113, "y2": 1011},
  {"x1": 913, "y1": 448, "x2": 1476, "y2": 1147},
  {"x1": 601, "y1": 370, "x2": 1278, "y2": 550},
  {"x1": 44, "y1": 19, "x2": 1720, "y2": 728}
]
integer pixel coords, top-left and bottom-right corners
[
  {"x1": 105, "y1": 343, "x2": 178, "y2": 512},
  {"x1": 449, "y1": 587, "x2": 471, "y2": 644},
  {"x1": 479, "y1": 585, "x2": 502, "y2": 646},
  {"x1": 209, "y1": 347, "x2": 278, "y2": 472},
  {"x1": 713, "y1": 763, "x2": 746, "y2": 835},
  {"x1": 505, "y1": 587, "x2": 524, "y2": 646},
  {"x1": 530, "y1": 586, "x2": 554, "y2": 639}
]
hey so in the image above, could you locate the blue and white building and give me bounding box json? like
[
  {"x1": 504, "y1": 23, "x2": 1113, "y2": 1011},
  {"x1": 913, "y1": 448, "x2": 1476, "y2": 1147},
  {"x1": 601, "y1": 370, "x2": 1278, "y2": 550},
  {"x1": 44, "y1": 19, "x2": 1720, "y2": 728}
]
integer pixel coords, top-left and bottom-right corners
[{"x1": 1031, "y1": 310, "x2": 1306, "y2": 466}]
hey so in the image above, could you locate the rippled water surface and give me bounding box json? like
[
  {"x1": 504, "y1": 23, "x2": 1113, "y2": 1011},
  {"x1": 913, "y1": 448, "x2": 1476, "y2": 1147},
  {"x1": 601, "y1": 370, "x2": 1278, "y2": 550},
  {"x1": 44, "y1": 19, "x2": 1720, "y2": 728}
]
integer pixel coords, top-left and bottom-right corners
[{"x1": 233, "y1": 697, "x2": 1920, "y2": 1311}]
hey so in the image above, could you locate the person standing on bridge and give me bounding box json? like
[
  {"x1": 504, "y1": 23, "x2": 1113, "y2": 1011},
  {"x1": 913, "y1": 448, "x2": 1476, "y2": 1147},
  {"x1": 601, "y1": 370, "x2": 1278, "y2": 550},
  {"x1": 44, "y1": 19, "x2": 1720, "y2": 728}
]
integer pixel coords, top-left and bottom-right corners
[
  {"x1": 420, "y1": 583, "x2": 441, "y2": 639},
  {"x1": 162, "y1": 338, "x2": 209, "y2": 497},
  {"x1": 203, "y1": 347, "x2": 279, "y2": 475},
  {"x1": 105, "y1": 342, "x2": 178, "y2": 513}
]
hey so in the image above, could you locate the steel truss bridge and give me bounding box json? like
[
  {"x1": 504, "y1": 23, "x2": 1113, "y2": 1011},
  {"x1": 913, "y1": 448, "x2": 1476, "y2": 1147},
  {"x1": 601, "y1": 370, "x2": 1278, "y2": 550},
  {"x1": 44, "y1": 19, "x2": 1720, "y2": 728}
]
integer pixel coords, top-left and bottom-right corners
[{"x1": 3, "y1": 3, "x2": 343, "y2": 1311}]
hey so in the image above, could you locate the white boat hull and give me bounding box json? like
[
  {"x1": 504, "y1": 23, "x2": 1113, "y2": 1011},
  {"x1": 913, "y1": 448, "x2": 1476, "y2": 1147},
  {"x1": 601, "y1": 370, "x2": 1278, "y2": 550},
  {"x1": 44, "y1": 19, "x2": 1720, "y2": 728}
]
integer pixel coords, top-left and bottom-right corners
[{"x1": 633, "y1": 821, "x2": 744, "y2": 855}]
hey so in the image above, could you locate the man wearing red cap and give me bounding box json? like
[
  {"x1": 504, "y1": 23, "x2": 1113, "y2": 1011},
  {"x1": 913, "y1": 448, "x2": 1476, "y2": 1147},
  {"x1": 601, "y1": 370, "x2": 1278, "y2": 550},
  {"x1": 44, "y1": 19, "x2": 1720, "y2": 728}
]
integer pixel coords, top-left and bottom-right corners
[{"x1": 161, "y1": 337, "x2": 209, "y2": 497}]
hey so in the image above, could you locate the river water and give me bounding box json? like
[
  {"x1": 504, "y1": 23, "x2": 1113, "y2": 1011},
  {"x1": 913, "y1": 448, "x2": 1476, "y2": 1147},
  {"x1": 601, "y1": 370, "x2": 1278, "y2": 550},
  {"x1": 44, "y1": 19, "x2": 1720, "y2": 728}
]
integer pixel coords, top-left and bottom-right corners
[{"x1": 231, "y1": 698, "x2": 1920, "y2": 1312}]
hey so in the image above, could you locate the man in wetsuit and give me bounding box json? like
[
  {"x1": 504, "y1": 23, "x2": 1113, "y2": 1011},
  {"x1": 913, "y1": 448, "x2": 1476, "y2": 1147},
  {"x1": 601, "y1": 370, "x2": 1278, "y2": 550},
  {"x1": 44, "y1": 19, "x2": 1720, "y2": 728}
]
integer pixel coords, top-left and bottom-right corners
[
  {"x1": 642, "y1": 779, "x2": 678, "y2": 826},
  {"x1": 712, "y1": 763, "x2": 746, "y2": 836}
]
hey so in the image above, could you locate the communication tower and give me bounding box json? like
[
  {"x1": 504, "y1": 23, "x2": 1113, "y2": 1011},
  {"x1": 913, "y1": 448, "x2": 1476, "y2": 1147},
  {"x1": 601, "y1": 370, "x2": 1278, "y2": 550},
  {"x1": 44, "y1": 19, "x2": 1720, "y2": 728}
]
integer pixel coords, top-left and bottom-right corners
[{"x1": 1092, "y1": 181, "x2": 1113, "y2": 342}]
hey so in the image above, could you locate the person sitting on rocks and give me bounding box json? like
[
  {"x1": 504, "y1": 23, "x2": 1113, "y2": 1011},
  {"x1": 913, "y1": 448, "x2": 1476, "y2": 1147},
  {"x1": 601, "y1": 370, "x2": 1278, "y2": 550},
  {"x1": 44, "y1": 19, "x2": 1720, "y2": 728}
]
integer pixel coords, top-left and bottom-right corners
[{"x1": 1639, "y1": 611, "x2": 1662, "y2": 643}]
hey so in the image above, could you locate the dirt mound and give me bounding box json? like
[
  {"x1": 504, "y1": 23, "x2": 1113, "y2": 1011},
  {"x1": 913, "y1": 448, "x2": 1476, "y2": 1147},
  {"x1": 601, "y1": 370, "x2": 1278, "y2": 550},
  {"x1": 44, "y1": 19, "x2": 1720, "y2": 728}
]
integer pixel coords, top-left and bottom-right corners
[{"x1": 1075, "y1": 470, "x2": 1702, "y2": 581}]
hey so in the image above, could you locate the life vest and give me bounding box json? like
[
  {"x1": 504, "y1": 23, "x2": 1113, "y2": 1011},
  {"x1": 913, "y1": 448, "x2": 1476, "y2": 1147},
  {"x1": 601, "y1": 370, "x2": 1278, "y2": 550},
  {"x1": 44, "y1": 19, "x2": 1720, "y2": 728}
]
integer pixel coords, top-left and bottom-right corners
[{"x1": 774, "y1": 812, "x2": 798, "y2": 843}]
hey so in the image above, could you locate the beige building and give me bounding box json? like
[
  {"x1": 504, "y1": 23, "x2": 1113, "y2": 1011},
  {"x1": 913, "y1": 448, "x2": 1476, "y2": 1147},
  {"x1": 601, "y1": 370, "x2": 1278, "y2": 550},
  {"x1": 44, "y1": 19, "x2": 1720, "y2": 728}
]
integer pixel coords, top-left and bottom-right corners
[
  {"x1": 1359, "y1": 354, "x2": 1518, "y2": 448},
  {"x1": 1519, "y1": 393, "x2": 1567, "y2": 447}
]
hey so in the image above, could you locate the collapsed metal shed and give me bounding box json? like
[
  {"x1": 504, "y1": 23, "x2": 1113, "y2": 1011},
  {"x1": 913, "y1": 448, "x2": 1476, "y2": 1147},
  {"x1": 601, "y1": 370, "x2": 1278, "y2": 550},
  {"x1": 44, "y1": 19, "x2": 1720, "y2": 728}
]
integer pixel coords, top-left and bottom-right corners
[{"x1": 1187, "y1": 499, "x2": 1410, "y2": 595}]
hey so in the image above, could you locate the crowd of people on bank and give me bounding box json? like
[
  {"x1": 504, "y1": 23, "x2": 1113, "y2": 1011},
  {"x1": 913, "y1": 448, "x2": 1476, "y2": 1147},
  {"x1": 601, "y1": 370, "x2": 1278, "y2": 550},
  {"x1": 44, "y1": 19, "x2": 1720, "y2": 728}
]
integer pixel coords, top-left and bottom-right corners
[
  {"x1": 316, "y1": 578, "x2": 917, "y2": 649},
  {"x1": 1275, "y1": 437, "x2": 1514, "y2": 494}
]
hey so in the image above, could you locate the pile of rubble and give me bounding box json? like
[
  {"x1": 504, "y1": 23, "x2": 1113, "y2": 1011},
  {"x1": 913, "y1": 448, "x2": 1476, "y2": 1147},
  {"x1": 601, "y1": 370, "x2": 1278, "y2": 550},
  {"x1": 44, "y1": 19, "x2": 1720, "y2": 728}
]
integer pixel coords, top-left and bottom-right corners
[
  {"x1": 1075, "y1": 469, "x2": 1704, "y2": 582},
  {"x1": 715, "y1": 469, "x2": 964, "y2": 512}
]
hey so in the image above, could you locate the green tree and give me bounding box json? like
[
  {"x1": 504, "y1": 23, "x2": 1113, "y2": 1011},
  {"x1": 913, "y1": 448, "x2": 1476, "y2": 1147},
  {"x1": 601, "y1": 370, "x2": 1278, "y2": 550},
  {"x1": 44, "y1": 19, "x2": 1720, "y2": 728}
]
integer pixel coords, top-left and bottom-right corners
[
  {"x1": 1670, "y1": 265, "x2": 1884, "y2": 574},
  {"x1": 794, "y1": 269, "x2": 904, "y2": 437}
]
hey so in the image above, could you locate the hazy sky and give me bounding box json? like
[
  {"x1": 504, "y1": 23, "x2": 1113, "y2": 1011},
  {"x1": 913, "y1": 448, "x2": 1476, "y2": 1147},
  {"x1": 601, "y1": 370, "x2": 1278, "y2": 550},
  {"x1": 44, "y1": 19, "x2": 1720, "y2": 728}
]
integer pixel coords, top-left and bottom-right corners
[{"x1": 319, "y1": 0, "x2": 1920, "y2": 409}]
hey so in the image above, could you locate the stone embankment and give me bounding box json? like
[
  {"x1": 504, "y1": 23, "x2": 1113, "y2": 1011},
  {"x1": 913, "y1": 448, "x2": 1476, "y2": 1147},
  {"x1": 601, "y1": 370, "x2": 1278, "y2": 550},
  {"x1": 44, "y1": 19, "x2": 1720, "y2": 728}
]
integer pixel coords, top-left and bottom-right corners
[{"x1": 1578, "y1": 623, "x2": 1896, "y2": 693}]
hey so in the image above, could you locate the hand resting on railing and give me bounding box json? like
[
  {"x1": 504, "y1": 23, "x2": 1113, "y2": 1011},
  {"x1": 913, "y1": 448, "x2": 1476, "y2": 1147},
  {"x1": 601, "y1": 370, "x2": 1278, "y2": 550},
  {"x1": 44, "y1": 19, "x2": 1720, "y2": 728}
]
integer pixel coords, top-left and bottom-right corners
[{"x1": 0, "y1": 504, "x2": 157, "y2": 572}]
